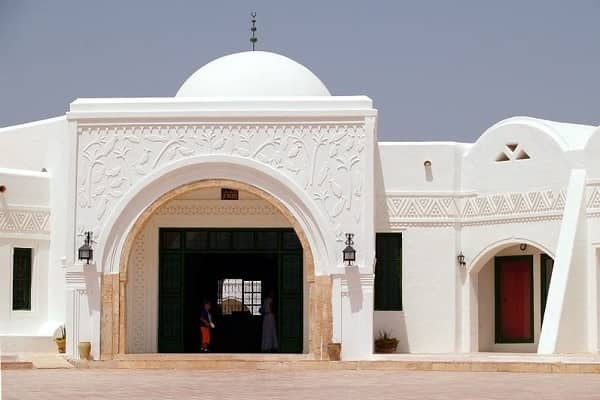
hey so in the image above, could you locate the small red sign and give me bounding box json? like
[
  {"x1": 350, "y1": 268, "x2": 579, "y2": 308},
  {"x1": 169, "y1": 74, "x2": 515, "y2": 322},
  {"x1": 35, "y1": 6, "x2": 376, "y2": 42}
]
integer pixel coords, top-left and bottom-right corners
[{"x1": 221, "y1": 188, "x2": 239, "y2": 200}]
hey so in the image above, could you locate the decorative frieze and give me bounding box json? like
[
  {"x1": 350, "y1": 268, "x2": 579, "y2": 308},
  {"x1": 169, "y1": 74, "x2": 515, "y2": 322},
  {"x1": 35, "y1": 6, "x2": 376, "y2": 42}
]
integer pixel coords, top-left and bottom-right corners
[
  {"x1": 587, "y1": 186, "x2": 600, "y2": 210},
  {"x1": 381, "y1": 195, "x2": 459, "y2": 220},
  {"x1": 76, "y1": 123, "x2": 367, "y2": 241},
  {"x1": 0, "y1": 206, "x2": 50, "y2": 235},
  {"x1": 376, "y1": 186, "x2": 600, "y2": 227},
  {"x1": 154, "y1": 200, "x2": 278, "y2": 217}
]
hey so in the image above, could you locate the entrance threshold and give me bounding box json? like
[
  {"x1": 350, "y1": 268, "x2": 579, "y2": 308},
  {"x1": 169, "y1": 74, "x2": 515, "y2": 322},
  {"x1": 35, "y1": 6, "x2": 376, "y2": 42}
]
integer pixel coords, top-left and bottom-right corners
[{"x1": 113, "y1": 353, "x2": 313, "y2": 362}]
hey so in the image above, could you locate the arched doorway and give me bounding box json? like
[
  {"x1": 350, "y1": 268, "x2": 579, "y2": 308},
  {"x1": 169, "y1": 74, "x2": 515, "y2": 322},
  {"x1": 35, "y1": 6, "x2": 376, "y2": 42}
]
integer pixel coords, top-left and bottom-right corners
[
  {"x1": 470, "y1": 241, "x2": 555, "y2": 353},
  {"x1": 99, "y1": 179, "x2": 333, "y2": 360}
]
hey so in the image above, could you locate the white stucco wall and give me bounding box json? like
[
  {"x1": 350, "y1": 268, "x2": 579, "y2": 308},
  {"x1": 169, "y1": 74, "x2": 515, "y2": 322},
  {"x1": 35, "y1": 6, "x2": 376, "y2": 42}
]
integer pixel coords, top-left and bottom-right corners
[
  {"x1": 401, "y1": 227, "x2": 458, "y2": 352},
  {"x1": 377, "y1": 142, "x2": 466, "y2": 193},
  {"x1": 0, "y1": 117, "x2": 66, "y2": 171},
  {"x1": 0, "y1": 116, "x2": 72, "y2": 340},
  {"x1": 462, "y1": 118, "x2": 574, "y2": 193},
  {"x1": 0, "y1": 239, "x2": 49, "y2": 335},
  {"x1": 375, "y1": 142, "x2": 463, "y2": 353}
]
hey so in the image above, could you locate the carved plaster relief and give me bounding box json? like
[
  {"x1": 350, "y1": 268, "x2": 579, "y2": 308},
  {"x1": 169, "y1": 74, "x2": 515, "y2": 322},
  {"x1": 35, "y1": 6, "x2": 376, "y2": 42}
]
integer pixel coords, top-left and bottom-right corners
[
  {"x1": 76, "y1": 123, "x2": 366, "y2": 242},
  {"x1": 588, "y1": 186, "x2": 600, "y2": 210},
  {"x1": 379, "y1": 188, "x2": 570, "y2": 227},
  {"x1": 0, "y1": 207, "x2": 50, "y2": 235}
]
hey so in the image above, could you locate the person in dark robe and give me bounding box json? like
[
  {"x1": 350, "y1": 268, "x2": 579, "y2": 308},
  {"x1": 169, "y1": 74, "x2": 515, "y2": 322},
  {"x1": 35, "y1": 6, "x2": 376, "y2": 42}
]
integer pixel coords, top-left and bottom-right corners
[{"x1": 261, "y1": 290, "x2": 278, "y2": 352}]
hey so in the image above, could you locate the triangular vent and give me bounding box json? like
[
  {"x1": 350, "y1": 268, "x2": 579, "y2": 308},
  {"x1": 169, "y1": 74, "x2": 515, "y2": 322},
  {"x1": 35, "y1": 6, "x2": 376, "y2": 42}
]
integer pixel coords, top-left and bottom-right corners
[
  {"x1": 495, "y1": 152, "x2": 510, "y2": 162},
  {"x1": 506, "y1": 143, "x2": 518, "y2": 152}
]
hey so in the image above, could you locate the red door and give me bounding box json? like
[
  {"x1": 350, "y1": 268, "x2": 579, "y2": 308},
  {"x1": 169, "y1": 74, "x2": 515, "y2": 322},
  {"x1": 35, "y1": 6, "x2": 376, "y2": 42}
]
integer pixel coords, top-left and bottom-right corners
[{"x1": 495, "y1": 256, "x2": 533, "y2": 342}]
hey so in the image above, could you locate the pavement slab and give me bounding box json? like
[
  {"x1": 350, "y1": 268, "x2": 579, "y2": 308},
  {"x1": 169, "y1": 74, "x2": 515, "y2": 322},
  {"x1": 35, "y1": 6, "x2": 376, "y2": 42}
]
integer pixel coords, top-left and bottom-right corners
[{"x1": 3, "y1": 368, "x2": 600, "y2": 400}]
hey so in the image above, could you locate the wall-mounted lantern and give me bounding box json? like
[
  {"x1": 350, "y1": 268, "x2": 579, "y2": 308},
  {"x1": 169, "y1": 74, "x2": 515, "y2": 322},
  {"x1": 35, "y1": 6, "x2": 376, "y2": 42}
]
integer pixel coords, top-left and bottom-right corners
[
  {"x1": 457, "y1": 251, "x2": 466, "y2": 267},
  {"x1": 78, "y1": 232, "x2": 94, "y2": 264},
  {"x1": 343, "y1": 233, "x2": 356, "y2": 266}
]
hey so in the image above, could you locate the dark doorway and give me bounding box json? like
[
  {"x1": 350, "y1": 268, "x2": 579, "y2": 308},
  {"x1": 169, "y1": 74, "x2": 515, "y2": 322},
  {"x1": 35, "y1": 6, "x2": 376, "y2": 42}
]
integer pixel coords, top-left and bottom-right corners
[
  {"x1": 183, "y1": 253, "x2": 278, "y2": 353},
  {"x1": 158, "y1": 228, "x2": 303, "y2": 354}
]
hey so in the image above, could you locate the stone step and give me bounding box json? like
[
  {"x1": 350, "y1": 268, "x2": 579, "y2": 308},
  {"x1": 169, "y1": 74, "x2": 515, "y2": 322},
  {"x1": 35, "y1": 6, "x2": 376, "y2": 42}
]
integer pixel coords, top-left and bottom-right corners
[
  {"x1": 70, "y1": 358, "x2": 600, "y2": 373},
  {"x1": 1, "y1": 353, "x2": 73, "y2": 369},
  {"x1": 0, "y1": 359, "x2": 33, "y2": 370}
]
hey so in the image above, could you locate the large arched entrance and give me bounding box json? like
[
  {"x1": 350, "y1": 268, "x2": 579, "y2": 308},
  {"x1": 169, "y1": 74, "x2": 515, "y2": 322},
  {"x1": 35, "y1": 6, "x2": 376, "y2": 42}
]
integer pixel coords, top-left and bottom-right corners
[{"x1": 99, "y1": 178, "x2": 333, "y2": 360}]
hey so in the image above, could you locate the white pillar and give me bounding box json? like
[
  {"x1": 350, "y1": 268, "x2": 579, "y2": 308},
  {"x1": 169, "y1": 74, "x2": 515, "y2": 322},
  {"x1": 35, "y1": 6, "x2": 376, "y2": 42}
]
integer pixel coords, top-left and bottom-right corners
[
  {"x1": 340, "y1": 271, "x2": 374, "y2": 360},
  {"x1": 65, "y1": 262, "x2": 97, "y2": 359}
]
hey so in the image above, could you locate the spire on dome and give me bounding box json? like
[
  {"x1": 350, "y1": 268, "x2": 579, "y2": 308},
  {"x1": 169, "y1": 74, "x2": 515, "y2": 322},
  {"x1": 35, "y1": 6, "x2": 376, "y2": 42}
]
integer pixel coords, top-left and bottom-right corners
[{"x1": 250, "y1": 12, "x2": 258, "y2": 51}]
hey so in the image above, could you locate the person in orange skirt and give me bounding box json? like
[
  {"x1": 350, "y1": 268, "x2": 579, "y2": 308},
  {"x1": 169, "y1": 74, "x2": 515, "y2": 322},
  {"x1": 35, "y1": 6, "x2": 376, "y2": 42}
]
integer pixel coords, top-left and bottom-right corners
[{"x1": 200, "y1": 300, "x2": 214, "y2": 352}]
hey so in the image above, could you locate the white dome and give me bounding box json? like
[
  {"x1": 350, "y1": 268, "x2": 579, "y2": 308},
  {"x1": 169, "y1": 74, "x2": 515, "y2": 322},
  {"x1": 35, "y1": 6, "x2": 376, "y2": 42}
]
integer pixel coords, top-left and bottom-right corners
[{"x1": 176, "y1": 51, "x2": 331, "y2": 97}]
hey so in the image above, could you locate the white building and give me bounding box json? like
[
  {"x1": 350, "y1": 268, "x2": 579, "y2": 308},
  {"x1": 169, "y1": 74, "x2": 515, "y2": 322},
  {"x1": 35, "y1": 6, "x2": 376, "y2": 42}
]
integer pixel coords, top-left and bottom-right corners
[{"x1": 1, "y1": 51, "x2": 599, "y2": 361}]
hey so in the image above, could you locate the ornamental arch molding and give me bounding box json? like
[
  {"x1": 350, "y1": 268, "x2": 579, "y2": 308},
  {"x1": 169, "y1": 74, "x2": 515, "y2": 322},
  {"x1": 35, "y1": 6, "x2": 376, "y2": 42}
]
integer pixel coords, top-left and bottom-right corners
[
  {"x1": 97, "y1": 156, "x2": 335, "y2": 359},
  {"x1": 464, "y1": 237, "x2": 556, "y2": 353},
  {"x1": 97, "y1": 155, "x2": 336, "y2": 277},
  {"x1": 467, "y1": 237, "x2": 555, "y2": 274}
]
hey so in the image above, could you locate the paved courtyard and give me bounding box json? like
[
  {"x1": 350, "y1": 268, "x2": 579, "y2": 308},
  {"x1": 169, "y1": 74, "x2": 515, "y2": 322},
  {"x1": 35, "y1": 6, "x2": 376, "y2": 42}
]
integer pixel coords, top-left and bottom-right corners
[{"x1": 3, "y1": 369, "x2": 600, "y2": 400}]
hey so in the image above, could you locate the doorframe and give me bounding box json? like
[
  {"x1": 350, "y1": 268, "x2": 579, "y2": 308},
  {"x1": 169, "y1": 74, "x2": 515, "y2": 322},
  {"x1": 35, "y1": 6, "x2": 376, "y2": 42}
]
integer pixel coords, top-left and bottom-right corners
[
  {"x1": 494, "y1": 255, "x2": 534, "y2": 344},
  {"x1": 100, "y1": 179, "x2": 333, "y2": 361},
  {"x1": 157, "y1": 227, "x2": 303, "y2": 353}
]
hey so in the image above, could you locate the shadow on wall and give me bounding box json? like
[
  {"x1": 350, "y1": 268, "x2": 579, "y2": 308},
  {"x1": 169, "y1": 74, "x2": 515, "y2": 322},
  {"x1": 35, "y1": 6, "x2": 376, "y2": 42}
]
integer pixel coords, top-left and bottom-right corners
[
  {"x1": 374, "y1": 311, "x2": 409, "y2": 353},
  {"x1": 344, "y1": 266, "x2": 364, "y2": 313},
  {"x1": 83, "y1": 263, "x2": 101, "y2": 346},
  {"x1": 374, "y1": 147, "x2": 390, "y2": 226},
  {"x1": 424, "y1": 160, "x2": 433, "y2": 182}
]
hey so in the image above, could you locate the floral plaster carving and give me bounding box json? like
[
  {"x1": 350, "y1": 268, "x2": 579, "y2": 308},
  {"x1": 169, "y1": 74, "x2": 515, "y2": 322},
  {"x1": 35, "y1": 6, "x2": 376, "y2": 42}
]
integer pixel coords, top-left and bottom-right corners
[{"x1": 76, "y1": 123, "x2": 366, "y2": 240}]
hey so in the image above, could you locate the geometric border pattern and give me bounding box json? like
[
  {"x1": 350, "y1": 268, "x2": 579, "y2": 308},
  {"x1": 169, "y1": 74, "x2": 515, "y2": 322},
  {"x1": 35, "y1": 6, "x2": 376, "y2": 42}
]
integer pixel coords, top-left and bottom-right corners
[
  {"x1": 379, "y1": 185, "x2": 600, "y2": 227},
  {"x1": 0, "y1": 206, "x2": 50, "y2": 235},
  {"x1": 154, "y1": 199, "x2": 279, "y2": 217}
]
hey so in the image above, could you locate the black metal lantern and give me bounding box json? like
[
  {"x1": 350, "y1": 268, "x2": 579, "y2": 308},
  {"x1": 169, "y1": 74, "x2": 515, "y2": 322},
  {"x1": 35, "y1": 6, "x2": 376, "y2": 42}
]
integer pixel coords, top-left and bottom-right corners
[
  {"x1": 78, "y1": 232, "x2": 94, "y2": 264},
  {"x1": 343, "y1": 233, "x2": 356, "y2": 266},
  {"x1": 457, "y1": 251, "x2": 466, "y2": 267}
]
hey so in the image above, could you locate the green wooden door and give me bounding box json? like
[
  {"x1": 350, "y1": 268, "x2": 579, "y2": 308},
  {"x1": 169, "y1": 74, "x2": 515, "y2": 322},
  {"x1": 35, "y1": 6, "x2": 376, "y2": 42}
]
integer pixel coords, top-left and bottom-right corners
[
  {"x1": 278, "y1": 253, "x2": 303, "y2": 353},
  {"x1": 158, "y1": 228, "x2": 304, "y2": 353},
  {"x1": 158, "y1": 253, "x2": 184, "y2": 352}
]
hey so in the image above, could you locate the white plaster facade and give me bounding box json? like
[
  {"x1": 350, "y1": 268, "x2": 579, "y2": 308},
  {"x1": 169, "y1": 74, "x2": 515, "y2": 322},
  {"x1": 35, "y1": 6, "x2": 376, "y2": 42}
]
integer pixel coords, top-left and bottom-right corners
[{"x1": 1, "y1": 51, "x2": 599, "y2": 360}]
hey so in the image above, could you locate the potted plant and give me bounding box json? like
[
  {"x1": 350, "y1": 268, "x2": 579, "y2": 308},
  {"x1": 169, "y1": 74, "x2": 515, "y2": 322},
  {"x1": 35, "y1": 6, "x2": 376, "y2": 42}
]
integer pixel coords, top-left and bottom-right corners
[
  {"x1": 374, "y1": 331, "x2": 398, "y2": 354},
  {"x1": 54, "y1": 325, "x2": 66, "y2": 354}
]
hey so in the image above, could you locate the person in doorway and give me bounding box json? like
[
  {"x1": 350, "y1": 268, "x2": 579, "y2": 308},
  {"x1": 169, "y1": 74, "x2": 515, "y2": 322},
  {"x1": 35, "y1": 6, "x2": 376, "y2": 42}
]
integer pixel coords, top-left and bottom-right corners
[
  {"x1": 261, "y1": 290, "x2": 278, "y2": 352},
  {"x1": 200, "y1": 300, "x2": 215, "y2": 352}
]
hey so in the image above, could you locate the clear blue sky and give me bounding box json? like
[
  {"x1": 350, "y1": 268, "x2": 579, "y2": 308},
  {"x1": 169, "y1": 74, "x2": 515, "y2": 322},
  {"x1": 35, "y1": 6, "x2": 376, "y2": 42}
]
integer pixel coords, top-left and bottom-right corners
[{"x1": 1, "y1": 0, "x2": 599, "y2": 141}]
